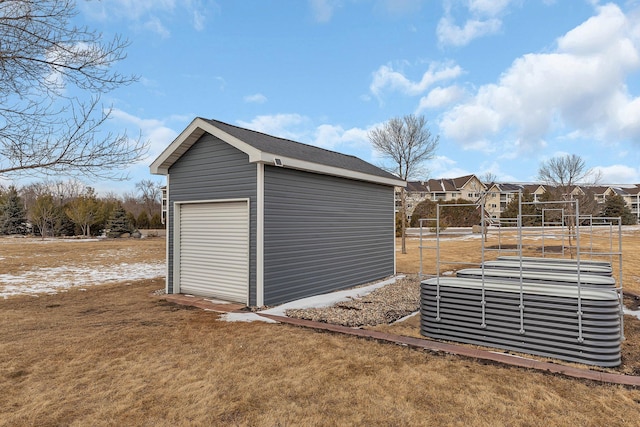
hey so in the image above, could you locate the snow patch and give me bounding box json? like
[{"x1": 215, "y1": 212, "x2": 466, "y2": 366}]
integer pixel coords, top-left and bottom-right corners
[
  {"x1": 624, "y1": 307, "x2": 640, "y2": 320},
  {"x1": 221, "y1": 312, "x2": 279, "y2": 323},
  {"x1": 0, "y1": 262, "x2": 165, "y2": 298}
]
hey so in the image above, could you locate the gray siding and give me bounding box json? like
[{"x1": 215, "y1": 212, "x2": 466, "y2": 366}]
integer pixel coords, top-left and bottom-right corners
[
  {"x1": 263, "y1": 166, "x2": 394, "y2": 305},
  {"x1": 167, "y1": 134, "x2": 257, "y2": 305}
]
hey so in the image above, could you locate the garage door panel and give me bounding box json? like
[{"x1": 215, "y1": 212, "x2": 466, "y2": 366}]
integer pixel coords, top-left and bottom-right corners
[
  {"x1": 181, "y1": 259, "x2": 247, "y2": 271},
  {"x1": 181, "y1": 249, "x2": 245, "y2": 258},
  {"x1": 176, "y1": 201, "x2": 249, "y2": 303}
]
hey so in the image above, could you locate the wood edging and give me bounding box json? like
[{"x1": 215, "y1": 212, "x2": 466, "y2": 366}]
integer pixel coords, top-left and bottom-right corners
[{"x1": 257, "y1": 313, "x2": 640, "y2": 387}]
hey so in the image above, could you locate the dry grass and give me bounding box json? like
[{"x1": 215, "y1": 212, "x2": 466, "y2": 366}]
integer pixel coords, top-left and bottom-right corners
[{"x1": 1, "y1": 234, "x2": 640, "y2": 426}]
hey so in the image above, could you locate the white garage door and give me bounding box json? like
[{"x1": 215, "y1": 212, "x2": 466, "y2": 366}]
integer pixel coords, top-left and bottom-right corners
[{"x1": 176, "y1": 201, "x2": 249, "y2": 303}]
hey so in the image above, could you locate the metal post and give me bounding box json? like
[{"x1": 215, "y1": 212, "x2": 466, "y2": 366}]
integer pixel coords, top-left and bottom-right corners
[
  {"x1": 618, "y1": 216, "x2": 625, "y2": 341},
  {"x1": 435, "y1": 206, "x2": 441, "y2": 321},
  {"x1": 575, "y1": 199, "x2": 583, "y2": 343},
  {"x1": 419, "y1": 219, "x2": 423, "y2": 280},
  {"x1": 481, "y1": 200, "x2": 487, "y2": 328},
  {"x1": 518, "y1": 192, "x2": 525, "y2": 335}
]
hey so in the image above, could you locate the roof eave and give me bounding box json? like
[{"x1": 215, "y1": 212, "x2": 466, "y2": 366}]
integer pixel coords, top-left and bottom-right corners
[
  {"x1": 150, "y1": 117, "x2": 404, "y2": 187},
  {"x1": 253, "y1": 152, "x2": 405, "y2": 187},
  {"x1": 150, "y1": 117, "x2": 265, "y2": 175}
]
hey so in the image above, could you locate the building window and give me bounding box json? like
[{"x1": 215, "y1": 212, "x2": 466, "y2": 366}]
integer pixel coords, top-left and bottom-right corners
[{"x1": 161, "y1": 187, "x2": 167, "y2": 225}]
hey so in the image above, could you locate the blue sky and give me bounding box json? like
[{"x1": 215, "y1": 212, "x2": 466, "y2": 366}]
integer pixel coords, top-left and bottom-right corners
[{"x1": 53, "y1": 0, "x2": 640, "y2": 194}]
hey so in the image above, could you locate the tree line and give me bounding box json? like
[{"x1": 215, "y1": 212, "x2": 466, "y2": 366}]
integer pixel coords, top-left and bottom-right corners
[
  {"x1": 500, "y1": 189, "x2": 637, "y2": 226},
  {"x1": 407, "y1": 191, "x2": 637, "y2": 231},
  {"x1": 0, "y1": 179, "x2": 164, "y2": 238}
]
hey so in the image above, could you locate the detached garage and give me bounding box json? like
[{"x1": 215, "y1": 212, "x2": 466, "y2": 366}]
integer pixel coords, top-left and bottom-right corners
[{"x1": 150, "y1": 117, "x2": 405, "y2": 307}]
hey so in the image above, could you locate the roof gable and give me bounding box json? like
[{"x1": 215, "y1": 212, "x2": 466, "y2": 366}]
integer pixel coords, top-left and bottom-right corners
[{"x1": 150, "y1": 117, "x2": 406, "y2": 187}]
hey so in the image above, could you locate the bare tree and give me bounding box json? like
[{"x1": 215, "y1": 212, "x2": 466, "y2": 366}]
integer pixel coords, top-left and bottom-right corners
[
  {"x1": 369, "y1": 114, "x2": 439, "y2": 254},
  {"x1": 480, "y1": 171, "x2": 498, "y2": 185},
  {"x1": 0, "y1": 0, "x2": 147, "y2": 180},
  {"x1": 537, "y1": 154, "x2": 600, "y2": 255},
  {"x1": 538, "y1": 154, "x2": 599, "y2": 196},
  {"x1": 29, "y1": 194, "x2": 58, "y2": 239},
  {"x1": 65, "y1": 187, "x2": 99, "y2": 237},
  {"x1": 135, "y1": 179, "x2": 162, "y2": 215}
]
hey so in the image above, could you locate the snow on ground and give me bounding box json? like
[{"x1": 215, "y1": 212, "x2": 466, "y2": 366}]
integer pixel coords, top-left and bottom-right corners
[
  {"x1": 624, "y1": 308, "x2": 640, "y2": 320},
  {"x1": 220, "y1": 275, "x2": 404, "y2": 323},
  {"x1": 0, "y1": 262, "x2": 166, "y2": 298}
]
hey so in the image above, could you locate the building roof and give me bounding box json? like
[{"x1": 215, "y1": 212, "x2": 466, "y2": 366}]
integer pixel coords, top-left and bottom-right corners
[
  {"x1": 406, "y1": 175, "x2": 486, "y2": 194},
  {"x1": 406, "y1": 181, "x2": 430, "y2": 192},
  {"x1": 150, "y1": 117, "x2": 406, "y2": 187}
]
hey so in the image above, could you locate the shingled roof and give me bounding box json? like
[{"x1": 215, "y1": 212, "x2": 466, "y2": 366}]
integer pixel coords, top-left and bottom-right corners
[{"x1": 150, "y1": 117, "x2": 406, "y2": 187}]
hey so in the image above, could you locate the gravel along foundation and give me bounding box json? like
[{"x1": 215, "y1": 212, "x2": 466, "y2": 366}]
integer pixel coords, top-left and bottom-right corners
[{"x1": 284, "y1": 275, "x2": 420, "y2": 327}]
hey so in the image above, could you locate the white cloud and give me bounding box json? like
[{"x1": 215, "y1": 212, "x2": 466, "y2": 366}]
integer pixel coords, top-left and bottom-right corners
[
  {"x1": 439, "y1": 3, "x2": 640, "y2": 153},
  {"x1": 244, "y1": 93, "x2": 268, "y2": 104},
  {"x1": 237, "y1": 114, "x2": 377, "y2": 157},
  {"x1": 416, "y1": 85, "x2": 466, "y2": 112},
  {"x1": 436, "y1": 16, "x2": 502, "y2": 47},
  {"x1": 370, "y1": 61, "x2": 463, "y2": 98},
  {"x1": 437, "y1": 0, "x2": 515, "y2": 46},
  {"x1": 312, "y1": 124, "x2": 371, "y2": 150},
  {"x1": 108, "y1": 109, "x2": 179, "y2": 163},
  {"x1": 440, "y1": 101, "x2": 502, "y2": 144},
  {"x1": 143, "y1": 17, "x2": 171, "y2": 38},
  {"x1": 309, "y1": 0, "x2": 340, "y2": 23},
  {"x1": 193, "y1": 10, "x2": 206, "y2": 31},
  {"x1": 426, "y1": 155, "x2": 471, "y2": 179},
  {"x1": 468, "y1": 0, "x2": 513, "y2": 16},
  {"x1": 79, "y1": 0, "x2": 209, "y2": 34},
  {"x1": 237, "y1": 114, "x2": 311, "y2": 142},
  {"x1": 81, "y1": 0, "x2": 176, "y2": 21},
  {"x1": 593, "y1": 164, "x2": 640, "y2": 184}
]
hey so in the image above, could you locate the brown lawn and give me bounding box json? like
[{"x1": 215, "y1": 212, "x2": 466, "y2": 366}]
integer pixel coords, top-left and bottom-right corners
[{"x1": 1, "y1": 232, "x2": 640, "y2": 426}]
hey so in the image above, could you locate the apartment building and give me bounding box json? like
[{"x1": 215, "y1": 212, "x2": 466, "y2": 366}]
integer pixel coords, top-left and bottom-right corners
[
  {"x1": 484, "y1": 183, "x2": 545, "y2": 219},
  {"x1": 399, "y1": 174, "x2": 486, "y2": 218},
  {"x1": 402, "y1": 175, "x2": 640, "y2": 221}
]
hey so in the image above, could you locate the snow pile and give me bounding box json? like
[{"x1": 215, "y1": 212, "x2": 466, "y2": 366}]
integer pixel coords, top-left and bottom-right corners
[{"x1": 0, "y1": 262, "x2": 165, "y2": 298}]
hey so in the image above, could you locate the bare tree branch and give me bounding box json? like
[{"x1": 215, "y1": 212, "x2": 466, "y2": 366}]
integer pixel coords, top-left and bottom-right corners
[
  {"x1": 368, "y1": 114, "x2": 439, "y2": 254},
  {"x1": 0, "y1": 0, "x2": 147, "y2": 180},
  {"x1": 537, "y1": 153, "x2": 600, "y2": 257},
  {"x1": 537, "y1": 154, "x2": 599, "y2": 197}
]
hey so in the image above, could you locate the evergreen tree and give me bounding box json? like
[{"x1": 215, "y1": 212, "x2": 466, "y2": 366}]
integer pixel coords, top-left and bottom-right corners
[
  {"x1": 126, "y1": 211, "x2": 137, "y2": 230},
  {"x1": 500, "y1": 190, "x2": 541, "y2": 226},
  {"x1": 410, "y1": 199, "x2": 438, "y2": 227},
  {"x1": 439, "y1": 198, "x2": 481, "y2": 227},
  {"x1": 149, "y1": 213, "x2": 163, "y2": 229},
  {"x1": 136, "y1": 211, "x2": 150, "y2": 229},
  {"x1": 106, "y1": 205, "x2": 132, "y2": 237},
  {"x1": 0, "y1": 186, "x2": 26, "y2": 234},
  {"x1": 601, "y1": 194, "x2": 637, "y2": 225}
]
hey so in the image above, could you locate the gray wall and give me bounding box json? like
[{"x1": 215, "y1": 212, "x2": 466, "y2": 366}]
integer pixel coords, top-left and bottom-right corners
[
  {"x1": 263, "y1": 166, "x2": 394, "y2": 305},
  {"x1": 167, "y1": 134, "x2": 258, "y2": 305}
]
